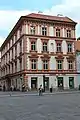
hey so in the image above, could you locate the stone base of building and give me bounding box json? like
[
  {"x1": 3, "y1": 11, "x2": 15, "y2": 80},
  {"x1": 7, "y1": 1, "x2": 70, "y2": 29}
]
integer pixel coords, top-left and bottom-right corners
[{"x1": 0, "y1": 74, "x2": 78, "y2": 91}]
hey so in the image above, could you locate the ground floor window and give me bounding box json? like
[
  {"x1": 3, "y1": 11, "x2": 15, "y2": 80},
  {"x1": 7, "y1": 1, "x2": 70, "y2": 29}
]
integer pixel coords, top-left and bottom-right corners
[
  {"x1": 57, "y1": 77, "x2": 63, "y2": 89},
  {"x1": 43, "y1": 77, "x2": 49, "y2": 91},
  {"x1": 69, "y1": 77, "x2": 74, "y2": 89},
  {"x1": 31, "y1": 77, "x2": 37, "y2": 90}
]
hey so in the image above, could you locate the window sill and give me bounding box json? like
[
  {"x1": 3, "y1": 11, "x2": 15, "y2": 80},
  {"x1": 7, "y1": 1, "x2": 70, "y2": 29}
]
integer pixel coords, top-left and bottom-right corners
[
  {"x1": 42, "y1": 51, "x2": 49, "y2": 54},
  {"x1": 30, "y1": 50, "x2": 37, "y2": 53}
]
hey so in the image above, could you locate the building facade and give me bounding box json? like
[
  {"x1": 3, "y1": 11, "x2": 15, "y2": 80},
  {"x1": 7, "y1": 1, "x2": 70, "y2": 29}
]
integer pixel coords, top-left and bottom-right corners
[
  {"x1": 75, "y1": 40, "x2": 80, "y2": 86},
  {"x1": 0, "y1": 13, "x2": 78, "y2": 91}
]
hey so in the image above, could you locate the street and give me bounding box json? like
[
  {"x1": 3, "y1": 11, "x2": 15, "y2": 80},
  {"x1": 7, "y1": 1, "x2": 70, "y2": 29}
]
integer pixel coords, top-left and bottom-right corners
[{"x1": 0, "y1": 93, "x2": 80, "y2": 120}]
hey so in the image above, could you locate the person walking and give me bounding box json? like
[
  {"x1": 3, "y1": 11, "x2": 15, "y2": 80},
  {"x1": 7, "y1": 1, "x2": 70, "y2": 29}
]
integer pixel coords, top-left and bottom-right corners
[{"x1": 39, "y1": 85, "x2": 42, "y2": 96}]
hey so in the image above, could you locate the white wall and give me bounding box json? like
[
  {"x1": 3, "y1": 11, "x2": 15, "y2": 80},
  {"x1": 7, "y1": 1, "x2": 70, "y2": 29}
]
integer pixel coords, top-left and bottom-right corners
[
  {"x1": 26, "y1": 24, "x2": 28, "y2": 34},
  {"x1": 37, "y1": 38, "x2": 42, "y2": 53},
  {"x1": 38, "y1": 57, "x2": 42, "y2": 70},
  {"x1": 50, "y1": 56, "x2": 56, "y2": 70},
  {"x1": 49, "y1": 26, "x2": 54, "y2": 36},
  {"x1": 62, "y1": 40, "x2": 67, "y2": 54}
]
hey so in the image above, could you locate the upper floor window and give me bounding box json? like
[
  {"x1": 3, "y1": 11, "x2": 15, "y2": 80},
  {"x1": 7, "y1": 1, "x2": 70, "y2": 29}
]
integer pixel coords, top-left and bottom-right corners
[
  {"x1": 31, "y1": 41, "x2": 36, "y2": 51},
  {"x1": 57, "y1": 43, "x2": 61, "y2": 52},
  {"x1": 67, "y1": 30, "x2": 71, "y2": 38},
  {"x1": 56, "y1": 29, "x2": 60, "y2": 37},
  {"x1": 20, "y1": 41, "x2": 22, "y2": 53},
  {"x1": 31, "y1": 59, "x2": 37, "y2": 70},
  {"x1": 68, "y1": 43, "x2": 72, "y2": 53},
  {"x1": 30, "y1": 26, "x2": 35, "y2": 35},
  {"x1": 43, "y1": 42, "x2": 48, "y2": 52},
  {"x1": 42, "y1": 26, "x2": 47, "y2": 36},
  {"x1": 68, "y1": 60, "x2": 73, "y2": 70},
  {"x1": 12, "y1": 38, "x2": 14, "y2": 45},
  {"x1": 15, "y1": 33, "x2": 17, "y2": 41},
  {"x1": 57, "y1": 60, "x2": 62, "y2": 70},
  {"x1": 15, "y1": 45, "x2": 17, "y2": 56},
  {"x1": 43, "y1": 60, "x2": 48, "y2": 70}
]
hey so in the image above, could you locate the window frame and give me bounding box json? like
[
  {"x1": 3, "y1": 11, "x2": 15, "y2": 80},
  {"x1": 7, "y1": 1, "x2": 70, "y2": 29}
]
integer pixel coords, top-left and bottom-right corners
[
  {"x1": 42, "y1": 26, "x2": 47, "y2": 36},
  {"x1": 31, "y1": 41, "x2": 36, "y2": 51},
  {"x1": 31, "y1": 59, "x2": 37, "y2": 70},
  {"x1": 30, "y1": 26, "x2": 35, "y2": 35},
  {"x1": 43, "y1": 60, "x2": 48, "y2": 70},
  {"x1": 67, "y1": 30, "x2": 71, "y2": 38},
  {"x1": 57, "y1": 43, "x2": 62, "y2": 52},
  {"x1": 43, "y1": 42, "x2": 48, "y2": 52},
  {"x1": 56, "y1": 29, "x2": 60, "y2": 37},
  {"x1": 57, "y1": 60, "x2": 62, "y2": 70},
  {"x1": 68, "y1": 60, "x2": 73, "y2": 70},
  {"x1": 68, "y1": 43, "x2": 72, "y2": 53}
]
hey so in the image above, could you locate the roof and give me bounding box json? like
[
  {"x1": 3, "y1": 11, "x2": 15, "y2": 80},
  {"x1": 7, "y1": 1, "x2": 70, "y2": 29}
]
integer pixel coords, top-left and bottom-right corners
[
  {"x1": 26, "y1": 13, "x2": 77, "y2": 24},
  {"x1": 1, "y1": 13, "x2": 77, "y2": 49},
  {"x1": 75, "y1": 41, "x2": 80, "y2": 51}
]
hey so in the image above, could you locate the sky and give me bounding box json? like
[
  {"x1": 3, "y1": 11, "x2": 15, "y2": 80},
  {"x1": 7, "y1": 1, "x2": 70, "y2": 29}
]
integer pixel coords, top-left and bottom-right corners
[{"x1": 0, "y1": 0, "x2": 80, "y2": 46}]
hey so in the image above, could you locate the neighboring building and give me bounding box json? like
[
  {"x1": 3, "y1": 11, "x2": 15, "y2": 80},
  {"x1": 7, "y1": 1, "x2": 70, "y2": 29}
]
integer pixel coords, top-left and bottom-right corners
[
  {"x1": 75, "y1": 40, "x2": 80, "y2": 86},
  {"x1": 0, "y1": 13, "x2": 78, "y2": 91}
]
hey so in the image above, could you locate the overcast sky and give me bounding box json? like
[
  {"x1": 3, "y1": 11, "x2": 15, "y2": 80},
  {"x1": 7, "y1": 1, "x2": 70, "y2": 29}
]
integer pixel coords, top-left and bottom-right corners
[{"x1": 0, "y1": 0, "x2": 80, "y2": 46}]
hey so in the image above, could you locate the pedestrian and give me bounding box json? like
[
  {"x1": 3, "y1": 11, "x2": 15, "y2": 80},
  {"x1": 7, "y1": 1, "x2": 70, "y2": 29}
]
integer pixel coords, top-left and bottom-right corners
[{"x1": 39, "y1": 85, "x2": 42, "y2": 96}]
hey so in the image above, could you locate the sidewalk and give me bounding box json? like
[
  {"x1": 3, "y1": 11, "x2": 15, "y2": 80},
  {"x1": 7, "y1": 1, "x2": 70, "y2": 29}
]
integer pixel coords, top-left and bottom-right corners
[{"x1": 0, "y1": 90, "x2": 79, "y2": 97}]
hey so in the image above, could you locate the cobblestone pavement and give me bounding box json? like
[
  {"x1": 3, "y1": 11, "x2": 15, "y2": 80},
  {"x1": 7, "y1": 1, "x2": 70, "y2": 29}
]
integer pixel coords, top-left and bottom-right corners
[{"x1": 0, "y1": 93, "x2": 80, "y2": 120}]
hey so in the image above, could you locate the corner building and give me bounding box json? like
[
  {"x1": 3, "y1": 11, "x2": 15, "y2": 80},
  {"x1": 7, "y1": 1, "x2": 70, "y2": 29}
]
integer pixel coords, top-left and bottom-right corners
[{"x1": 0, "y1": 13, "x2": 78, "y2": 91}]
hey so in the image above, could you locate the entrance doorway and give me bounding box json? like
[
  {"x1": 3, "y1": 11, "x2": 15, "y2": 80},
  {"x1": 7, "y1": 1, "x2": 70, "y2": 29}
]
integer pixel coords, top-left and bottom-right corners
[
  {"x1": 6, "y1": 79, "x2": 11, "y2": 91},
  {"x1": 69, "y1": 77, "x2": 74, "y2": 89},
  {"x1": 57, "y1": 77, "x2": 63, "y2": 89},
  {"x1": 31, "y1": 77, "x2": 37, "y2": 90},
  {"x1": 43, "y1": 77, "x2": 49, "y2": 91}
]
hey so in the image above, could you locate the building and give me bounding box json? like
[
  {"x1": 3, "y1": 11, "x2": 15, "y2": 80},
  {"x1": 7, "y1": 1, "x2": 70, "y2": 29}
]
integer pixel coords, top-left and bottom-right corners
[
  {"x1": 75, "y1": 40, "x2": 80, "y2": 86},
  {"x1": 0, "y1": 13, "x2": 78, "y2": 91}
]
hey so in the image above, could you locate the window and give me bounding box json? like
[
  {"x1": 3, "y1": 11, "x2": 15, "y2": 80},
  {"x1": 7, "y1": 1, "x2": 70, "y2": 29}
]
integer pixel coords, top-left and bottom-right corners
[
  {"x1": 12, "y1": 38, "x2": 14, "y2": 45},
  {"x1": 57, "y1": 60, "x2": 62, "y2": 70},
  {"x1": 15, "y1": 45, "x2": 17, "y2": 56},
  {"x1": 12, "y1": 48, "x2": 13, "y2": 59},
  {"x1": 20, "y1": 60, "x2": 22, "y2": 71},
  {"x1": 68, "y1": 43, "x2": 72, "y2": 52},
  {"x1": 31, "y1": 60, "x2": 37, "y2": 70},
  {"x1": 42, "y1": 27, "x2": 47, "y2": 36},
  {"x1": 12, "y1": 63, "x2": 13, "y2": 73},
  {"x1": 67, "y1": 30, "x2": 71, "y2": 38},
  {"x1": 31, "y1": 41, "x2": 36, "y2": 51},
  {"x1": 20, "y1": 41, "x2": 22, "y2": 53},
  {"x1": 15, "y1": 33, "x2": 17, "y2": 41},
  {"x1": 30, "y1": 26, "x2": 35, "y2": 35},
  {"x1": 15, "y1": 62, "x2": 17, "y2": 72},
  {"x1": 57, "y1": 43, "x2": 61, "y2": 52},
  {"x1": 43, "y1": 42, "x2": 47, "y2": 52},
  {"x1": 68, "y1": 60, "x2": 73, "y2": 70},
  {"x1": 56, "y1": 29, "x2": 60, "y2": 37},
  {"x1": 19, "y1": 27, "x2": 22, "y2": 36},
  {"x1": 43, "y1": 60, "x2": 48, "y2": 70}
]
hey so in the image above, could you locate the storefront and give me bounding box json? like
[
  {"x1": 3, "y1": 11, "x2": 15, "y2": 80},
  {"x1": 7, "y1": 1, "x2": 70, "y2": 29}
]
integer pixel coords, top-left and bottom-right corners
[
  {"x1": 31, "y1": 77, "x2": 37, "y2": 90},
  {"x1": 57, "y1": 77, "x2": 63, "y2": 89},
  {"x1": 69, "y1": 77, "x2": 74, "y2": 89}
]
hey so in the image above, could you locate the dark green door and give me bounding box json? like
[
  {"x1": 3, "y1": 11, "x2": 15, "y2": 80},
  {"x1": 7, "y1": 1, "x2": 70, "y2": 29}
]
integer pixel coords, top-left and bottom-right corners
[
  {"x1": 57, "y1": 77, "x2": 63, "y2": 89},
  {"x1": 43, "y1": 77, "x2": 49, "y2": 91},
  {"x1": 69, "y1": 77, "x2": 74, "y2": 89},
  {"x1": 31, "y1": 77, "x2": 37, "y2": 90}
]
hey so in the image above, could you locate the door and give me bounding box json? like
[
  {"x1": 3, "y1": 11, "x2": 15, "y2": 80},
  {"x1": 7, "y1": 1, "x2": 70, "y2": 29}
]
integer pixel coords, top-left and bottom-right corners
[
  {"x1": 69, "y1": 77, "x2": 74, "y2": 89},
  {"x1": 57, "y1": 77, "x2": 63, "y2": 89},
  {"x1": 31, "y1": 77, "x2": 37, "y2": 90},
  {"x1": 43, "y1": 77, "x2": 49, "y2": 91}
]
